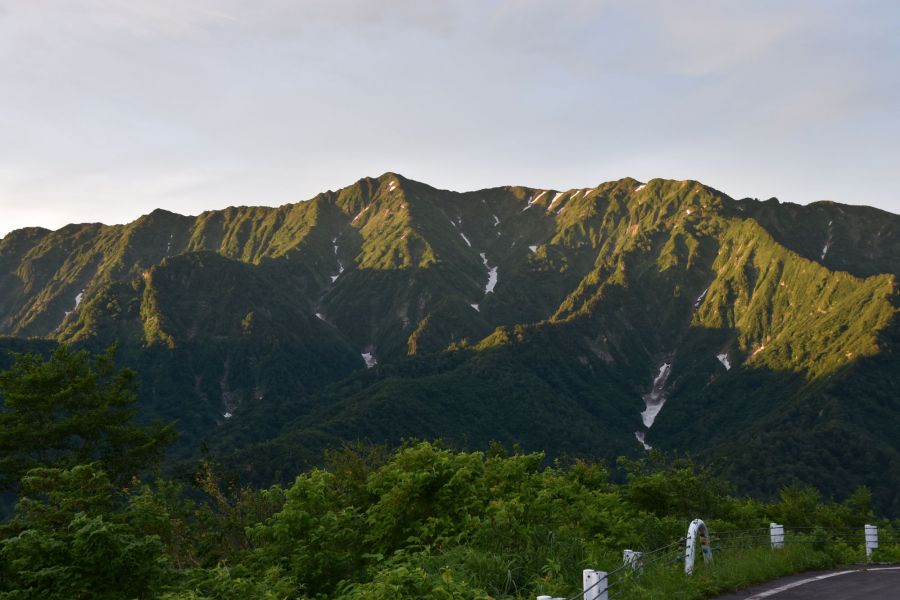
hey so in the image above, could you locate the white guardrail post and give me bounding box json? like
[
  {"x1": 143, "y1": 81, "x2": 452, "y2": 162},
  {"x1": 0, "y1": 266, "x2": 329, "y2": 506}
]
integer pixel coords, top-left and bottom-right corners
[
  {"x1": 685, "y1": 518, "x2": 713, "y2": 575},
  {"x1": 865, "y1": 524, "x2": 878, "y2": 560},
  {"x1": 583, "y1": 569, "x2": 608, "y2": 600},
  {"x1": 623, "y1": 549, "x2": 643, "y2": 573},
  {"x1": 535, "y1": 569, "x2": 608, "y2": 600},
  {"x1": 770, "y1": 522, "x2": 784, "y2": 549}
]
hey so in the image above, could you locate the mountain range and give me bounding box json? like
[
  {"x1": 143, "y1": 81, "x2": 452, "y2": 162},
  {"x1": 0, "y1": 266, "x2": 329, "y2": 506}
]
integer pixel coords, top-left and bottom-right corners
[{"x1": 1, "y1": 173, "x2": 898, "y2": 512}]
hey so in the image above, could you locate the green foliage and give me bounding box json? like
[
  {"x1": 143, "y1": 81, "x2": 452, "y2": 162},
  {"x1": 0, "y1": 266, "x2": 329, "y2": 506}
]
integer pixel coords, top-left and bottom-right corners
[
  {"x1": 619, "y1": 453, "x2": 732, "y2": 519},
  {"x1": 0, "y1": 345, "x2": 177, "y2": 491},
  {"x1": 0, "y1": 465, "x2": 170, "y2": 600},
  {"x1": 0, "y1": 437, "x2": 893, "y2": 599},
  {"x1": 160, "y1": 565, "x2": 297, "y2": 600}
]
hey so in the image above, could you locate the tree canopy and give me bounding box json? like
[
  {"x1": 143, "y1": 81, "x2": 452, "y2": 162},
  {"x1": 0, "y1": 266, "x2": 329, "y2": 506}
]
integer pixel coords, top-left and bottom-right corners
[{"x1": 0, "y1": 345, "x2": 177, "y2": 491}]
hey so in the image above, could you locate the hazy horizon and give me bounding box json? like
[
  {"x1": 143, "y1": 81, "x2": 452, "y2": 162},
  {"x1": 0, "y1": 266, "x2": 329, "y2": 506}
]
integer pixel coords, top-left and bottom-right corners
[{"x1": 2, "y1": 0, "x2": 898, "y2": 238}]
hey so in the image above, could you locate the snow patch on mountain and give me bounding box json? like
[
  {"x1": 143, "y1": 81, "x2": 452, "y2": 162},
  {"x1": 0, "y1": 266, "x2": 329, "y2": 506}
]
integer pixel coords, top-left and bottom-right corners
[
  {"x1": 352, "y1": 205, "x2": 371, "y2": 223},
  {"x1": 64, "y1": 290, "x2": 86, "y2": 318},
  {"x1": 548, "y1": 192, "x2": 566, "y2": 211},
  {"x1": 821, "y1": 221, "x2": 834, "y2": 260},
  {"x1": 717, "y1": 353, "x2": 731, "y2": 370},
  {"x1": 330, "y1": 238, "x2": 345, "y2": 282},
  {"x1": 522, "y1": 192, "x2": 543, "y2": 212},
  {"x1": 694, "y1": 286, "x2": 709, "y2": 309},
  {"x1": 480, "y1": 253, "x2": 498, "y2": 294},
  {"x1": 641, "y1": 360, "x2": 672, "y2": 428},
  {"x1": 362, "y1": 352, "x2": 377, "y2": 368},
  {"x1": 459, "y1": 232, "x2": 472, "y2": 247},
  {"x1": 635, "y1": 431, "x2": 652, "y2": 450}
]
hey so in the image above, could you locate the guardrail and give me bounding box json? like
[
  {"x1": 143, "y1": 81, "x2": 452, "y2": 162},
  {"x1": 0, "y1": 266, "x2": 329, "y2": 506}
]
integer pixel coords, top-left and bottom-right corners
[{"x1": 536, "y1": 521, "x2": 898, "y2": 600}]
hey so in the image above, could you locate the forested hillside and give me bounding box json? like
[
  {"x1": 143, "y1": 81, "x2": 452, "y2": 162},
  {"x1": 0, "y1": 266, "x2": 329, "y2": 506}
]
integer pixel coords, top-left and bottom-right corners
[
  {"x1": 1, "y1": 173, "x2": 898, "y2": 512},
  {"x1": 0, "y1": 348, "x2": 897, "y2": 599}
]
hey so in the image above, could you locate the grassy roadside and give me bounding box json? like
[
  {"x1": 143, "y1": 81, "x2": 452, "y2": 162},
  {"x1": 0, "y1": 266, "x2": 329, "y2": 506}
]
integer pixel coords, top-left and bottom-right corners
[{"x1": 579, "y1": 539, "x2": 900, "y2": 600}]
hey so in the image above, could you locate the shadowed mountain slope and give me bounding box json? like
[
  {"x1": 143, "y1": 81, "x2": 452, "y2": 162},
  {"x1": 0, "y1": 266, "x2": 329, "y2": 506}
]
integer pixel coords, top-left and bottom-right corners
[{"x1": 1, "y1": 173, "x2": 897, "y2": 511}]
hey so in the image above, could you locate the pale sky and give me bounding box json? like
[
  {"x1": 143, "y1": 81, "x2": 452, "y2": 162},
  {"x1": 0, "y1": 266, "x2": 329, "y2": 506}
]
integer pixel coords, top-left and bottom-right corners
[{"x1": 1, "y1": 0, "x2": 898, "y2": 238}]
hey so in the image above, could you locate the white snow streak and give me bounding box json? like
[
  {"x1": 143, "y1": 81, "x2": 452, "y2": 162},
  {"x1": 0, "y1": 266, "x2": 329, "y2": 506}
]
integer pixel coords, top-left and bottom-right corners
[
  {"x1": 635, "y1": 431, "x2": 652, "y2": 450},
  {"x1": 548, "y1": 192, "x2": 566, "y2": 211},
  {"x1": 223, "y1": 412, "x2": 233, "y2": 419},
  {"x1": 352, "y1": 205, "x2": 370, "y2": 223},
  {"x1": 652, "y1": 363, "x2": 670, "y2": 387},
  {"x1": 480, "y1": 252, "x2": 498, "y2": 294},
  {"x1": 65, "y1": 289, "x2": 86, "y2": 318},
  {"x1": 470, "y1": 303, "x2": 480, "y2": 312},
  {"x1": 523, "y1": 191, "x2": 546, "y2": 211},
  {"x1": 635, "y1": 183, "x2": 646, "y2": 192},
  {"x1": 315, "y1": 313, "x2": 325, "y2": 321},
  {"x1": 459, "y1": 232, "x2": 472, "y2": 247},
  {"x1": 694, "y1": 287, "x2": 709, "y2": 309},
  {"x1": 641, "y1": 361, "x2": 672, "y2": 428},
  {"x1": 330, "y1": 238, "x2": 344, "y2": 282},
  {"x1": 821, "y1": 221, "x2": 833, "y2": 260},
  {"x1": 362, "y1": 352, "x2": 378, "y2": 368},
  {"x1": 717, "y1": 353, "x2": 731, "y2": 370},
  {"x1": 528, "y1": 245, "x2": 538, "y2": 253},
  {"x1": 493, "y1": 214, "x2": 500, "y2": 227},
  {"x1": 331, "y1": 262, "x2": 344, "y2": 282}
]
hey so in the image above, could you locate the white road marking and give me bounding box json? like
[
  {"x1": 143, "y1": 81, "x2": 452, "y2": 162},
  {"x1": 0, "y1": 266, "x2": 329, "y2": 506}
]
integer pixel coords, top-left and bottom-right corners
[{"x1": 745, "y1": 568, "x2": 900, "y2": 598}]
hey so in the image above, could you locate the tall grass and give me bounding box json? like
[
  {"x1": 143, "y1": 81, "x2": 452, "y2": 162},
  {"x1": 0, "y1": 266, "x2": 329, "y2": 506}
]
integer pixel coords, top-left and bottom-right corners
[{"x1": 547, "y1": 537, "x2": 900, "y2": 600}]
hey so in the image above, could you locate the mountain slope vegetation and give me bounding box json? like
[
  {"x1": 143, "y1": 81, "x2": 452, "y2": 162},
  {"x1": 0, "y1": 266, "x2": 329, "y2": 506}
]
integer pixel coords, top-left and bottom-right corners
[{"x1": 1, "y1": 173, "x2": 897, "y2": 511}]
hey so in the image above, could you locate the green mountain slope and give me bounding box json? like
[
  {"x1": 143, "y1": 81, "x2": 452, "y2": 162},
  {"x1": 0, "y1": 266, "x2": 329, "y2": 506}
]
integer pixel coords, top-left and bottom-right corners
[{"x1": 1, "y1": 173, "x2": 897, "y2": 511}]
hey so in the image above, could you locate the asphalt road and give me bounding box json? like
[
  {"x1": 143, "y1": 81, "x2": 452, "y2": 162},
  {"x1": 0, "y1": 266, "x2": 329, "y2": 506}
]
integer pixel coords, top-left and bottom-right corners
[{"x1": 713, "y1": 566, "x2": 900, "y2": 599}]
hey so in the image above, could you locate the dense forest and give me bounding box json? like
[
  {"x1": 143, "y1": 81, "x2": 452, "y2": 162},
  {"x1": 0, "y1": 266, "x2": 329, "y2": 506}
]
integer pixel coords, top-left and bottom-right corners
[{"x1": 0, "y1": 347, "x2": 897, "y2": 599}]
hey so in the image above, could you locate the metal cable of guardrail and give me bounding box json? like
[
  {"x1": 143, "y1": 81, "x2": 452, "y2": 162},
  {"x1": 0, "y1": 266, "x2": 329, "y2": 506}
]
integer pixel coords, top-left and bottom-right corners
[
  {"x1": 713, "y1": 541, "x2": 772, "y2": 551},
  {"x1": 639, "y1": 536, "x2": 686, "y2": 568},
  {"x1": 562, "y1": 563, "x2": 629, "y2": 600},
  {"x1": 642, "y1": 536, "x2": 685, "y2": 555},
  {"x1": 538, "y1": 521, "x2": 897, "y2": 600},
  {"x1": 709, "y1": 527, "x2": 771, "y2": 535},
  {"x1": 707, "y1": 533, "x2": 771, "y2": 542}
]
